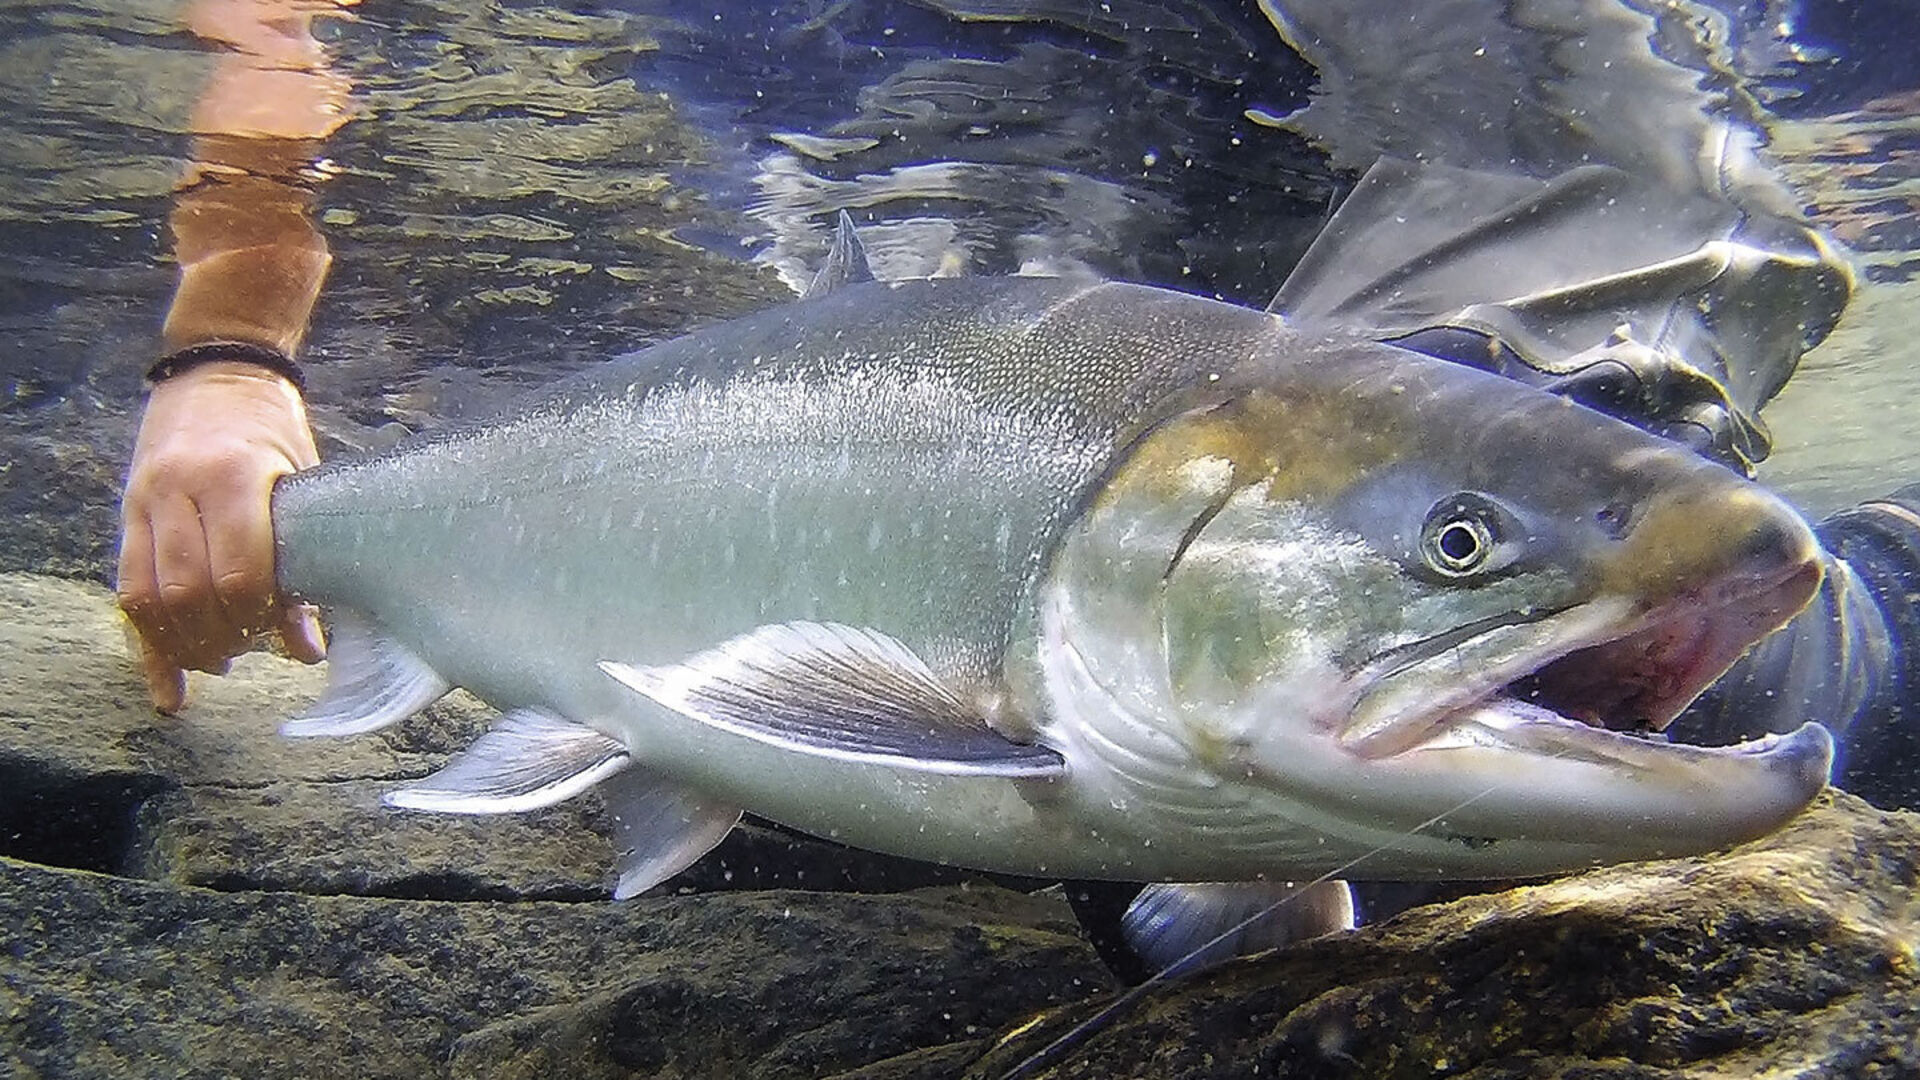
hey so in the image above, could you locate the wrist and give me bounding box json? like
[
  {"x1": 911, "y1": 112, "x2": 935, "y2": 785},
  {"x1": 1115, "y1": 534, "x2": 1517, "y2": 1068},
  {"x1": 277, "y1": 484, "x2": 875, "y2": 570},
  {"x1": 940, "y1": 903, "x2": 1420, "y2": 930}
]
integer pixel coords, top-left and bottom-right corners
[
  {"x1": 149, "y1": 341, "x2": 306, "y2": 392},
  {"x1": 134, "y1": 358, "x2": 317, "y2": 468}
]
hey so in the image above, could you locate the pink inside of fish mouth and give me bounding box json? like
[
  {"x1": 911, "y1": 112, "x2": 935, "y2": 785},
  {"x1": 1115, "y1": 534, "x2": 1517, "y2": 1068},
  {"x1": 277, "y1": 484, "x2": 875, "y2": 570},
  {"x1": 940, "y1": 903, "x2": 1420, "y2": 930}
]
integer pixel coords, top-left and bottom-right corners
[{"x1": 1504, "y1": 559, "x2": 1822, "y2": 736}]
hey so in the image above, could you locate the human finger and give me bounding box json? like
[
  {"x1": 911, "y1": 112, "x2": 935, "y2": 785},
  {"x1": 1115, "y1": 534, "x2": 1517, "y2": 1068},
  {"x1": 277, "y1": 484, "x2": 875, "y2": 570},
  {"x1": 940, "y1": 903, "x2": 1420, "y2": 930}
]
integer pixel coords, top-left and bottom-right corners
[
  {"x1": 277, "y1": 602, "x2": 327, "y2": 663},
  {"x1": 137, "y1": 633, "x2": 189, "y2": 715},
  {"x1": 149, "y1": 492, "x2": 247, "y2": 672},
  {"x1": 116, "y1": 504, "x2": 162, "y2": 640},
  {"x1": 117, "y1": 512, "x2": 189, "y2": 712},
  {"x1": 200, "y1": 460, "x2": 284, "y2": 643}
]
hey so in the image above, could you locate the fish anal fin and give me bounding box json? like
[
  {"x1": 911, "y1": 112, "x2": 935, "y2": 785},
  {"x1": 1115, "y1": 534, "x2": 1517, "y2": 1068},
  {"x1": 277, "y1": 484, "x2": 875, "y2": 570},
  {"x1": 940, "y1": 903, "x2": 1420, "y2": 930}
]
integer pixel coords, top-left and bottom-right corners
[
  {"x1": 598, "y1": 768, "x2": 742, "y2": 899},
  {"x1": 598, "y1": 621, "x2": 1064, "y2": 779},
  {"x1": 384, "y1": 708, "x2": 630, "y2": 815},
  {"x1": 281, "y1": 611, "x2": 450, "y2": 737},
  {"x1": 1123, "y1": 880, "x2": 1356, "y2": 976}
]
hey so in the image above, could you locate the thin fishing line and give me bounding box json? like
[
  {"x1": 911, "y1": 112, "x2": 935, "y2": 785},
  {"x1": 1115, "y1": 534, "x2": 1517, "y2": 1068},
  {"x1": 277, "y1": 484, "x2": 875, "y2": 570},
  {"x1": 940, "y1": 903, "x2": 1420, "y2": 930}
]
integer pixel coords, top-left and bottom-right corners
[{"x1": 994, "y1": 776, "x2": 1522, "y2": 1080}]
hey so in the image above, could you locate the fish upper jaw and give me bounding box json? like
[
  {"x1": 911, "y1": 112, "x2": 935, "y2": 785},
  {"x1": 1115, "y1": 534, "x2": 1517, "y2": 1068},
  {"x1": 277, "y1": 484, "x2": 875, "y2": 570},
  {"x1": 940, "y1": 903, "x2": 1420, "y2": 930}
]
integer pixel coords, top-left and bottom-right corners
[{"x1": 1334, "y1": 596, "x2": 1638, "y2": 759}]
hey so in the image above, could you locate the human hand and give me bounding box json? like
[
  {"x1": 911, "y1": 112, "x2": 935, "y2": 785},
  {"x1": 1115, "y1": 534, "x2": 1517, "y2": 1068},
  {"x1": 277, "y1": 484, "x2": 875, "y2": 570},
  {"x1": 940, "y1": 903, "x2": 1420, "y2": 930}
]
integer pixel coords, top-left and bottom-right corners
[{"x1": 118, "y1": 359, "x2": 326, "y2": 713}]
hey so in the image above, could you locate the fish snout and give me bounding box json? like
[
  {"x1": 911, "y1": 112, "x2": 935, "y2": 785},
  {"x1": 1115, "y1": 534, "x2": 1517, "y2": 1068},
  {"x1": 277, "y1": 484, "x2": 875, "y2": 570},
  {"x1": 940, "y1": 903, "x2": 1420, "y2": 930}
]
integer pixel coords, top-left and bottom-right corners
[
  {"x1": 1605, "y1": 481, "x2": 1822, "y2": 620},
  {"x1": 1732, "y1": 500, "x2": 1822, "y2": 580}
]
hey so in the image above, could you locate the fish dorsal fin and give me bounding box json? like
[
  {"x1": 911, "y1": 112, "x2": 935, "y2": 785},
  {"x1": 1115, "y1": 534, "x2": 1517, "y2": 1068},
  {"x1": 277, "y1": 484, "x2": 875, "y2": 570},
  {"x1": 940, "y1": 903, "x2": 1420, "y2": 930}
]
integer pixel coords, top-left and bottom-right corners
[
  {"x1": 1123, "y1": 880, "x2": 1356, "y2": 976},
  {"x1": 281, "y1": 612, "x2": 450, "y2": 737},
  {"x1": 598, "y1": 621, "x2": 1065, "y2": 779},
  {"x1": 800, "y1": 210, "x2": 876, "y2": 299},
  {"x1": 384, "y1": 708, "x2": 631, "y2": 814},
  {"x1": 599, "y1": 768, "x2": 743, "y2": 899}
]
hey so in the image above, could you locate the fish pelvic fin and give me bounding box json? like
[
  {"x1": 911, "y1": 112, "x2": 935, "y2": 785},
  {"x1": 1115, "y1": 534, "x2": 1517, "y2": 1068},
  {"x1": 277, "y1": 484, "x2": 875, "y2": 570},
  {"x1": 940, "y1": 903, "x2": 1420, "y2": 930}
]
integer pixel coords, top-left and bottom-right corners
[
  {"x1": 385, "y1": 708, "x2": 630, "y2": 814},
  {"x1": 597, "y1": 621, "x2": 1065, "y2": 779},
  {"x1": 600, "y1": 768, "x2": 742, "y2": 899},
  {"x1": 800, "y1": 210, "x2": 876, "y2": 299},
  {"x1": 1123, "y1": 880, "x2": 1356, "y2": 977},
  {"x1": 281, "y1": 611, "x2": 450, "y2": 737}
]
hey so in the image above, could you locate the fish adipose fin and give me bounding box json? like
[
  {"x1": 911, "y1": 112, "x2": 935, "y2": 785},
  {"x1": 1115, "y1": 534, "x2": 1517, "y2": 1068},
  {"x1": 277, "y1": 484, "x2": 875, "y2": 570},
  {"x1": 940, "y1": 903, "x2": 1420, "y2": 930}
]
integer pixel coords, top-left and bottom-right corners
[
  {"x1": 598, "y1": 621, "x2": 1065, "y2": 778},
  {"x1": 1123, "y1": 881, "x2": 1356, "y2": 976},
  {"x1": 599, "y1": 767, "x2": 743, "y2": 899},
  {"x1": 281, "y1": 612, "x2": 451, "y2": 737},
  {"x1": 385, "y1": 708, "x2": 631, "y2": 814},
  {"x1": 800, "y1": 210, "x2": 875, "y2": 299}
]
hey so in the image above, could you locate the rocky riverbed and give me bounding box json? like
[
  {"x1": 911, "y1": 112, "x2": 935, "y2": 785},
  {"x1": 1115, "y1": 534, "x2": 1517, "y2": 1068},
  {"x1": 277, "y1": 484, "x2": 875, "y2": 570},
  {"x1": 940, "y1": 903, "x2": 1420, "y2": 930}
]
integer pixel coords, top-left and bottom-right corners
[{"x1": 4, "y1": 572, "x2": 1916, "y2": 1079}]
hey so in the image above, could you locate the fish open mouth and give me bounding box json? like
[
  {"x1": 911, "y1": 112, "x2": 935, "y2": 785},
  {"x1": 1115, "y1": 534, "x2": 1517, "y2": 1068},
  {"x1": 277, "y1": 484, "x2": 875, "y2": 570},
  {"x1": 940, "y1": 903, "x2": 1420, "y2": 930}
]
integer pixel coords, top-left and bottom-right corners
[
  {"x1": 1339, "y1": 557, "x2": 1825, "y2": 760},
  {"x1": 1507, "y1": 558, "x2": 1822, "y2": 735}
]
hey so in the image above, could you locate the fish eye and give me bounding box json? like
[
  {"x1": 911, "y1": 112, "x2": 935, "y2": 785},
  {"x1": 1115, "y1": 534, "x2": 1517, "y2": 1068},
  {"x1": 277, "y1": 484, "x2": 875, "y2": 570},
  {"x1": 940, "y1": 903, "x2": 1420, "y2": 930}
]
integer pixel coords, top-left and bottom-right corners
[{"x1": 1420, "y1": 495, "x2": 1502, "y2": 578}]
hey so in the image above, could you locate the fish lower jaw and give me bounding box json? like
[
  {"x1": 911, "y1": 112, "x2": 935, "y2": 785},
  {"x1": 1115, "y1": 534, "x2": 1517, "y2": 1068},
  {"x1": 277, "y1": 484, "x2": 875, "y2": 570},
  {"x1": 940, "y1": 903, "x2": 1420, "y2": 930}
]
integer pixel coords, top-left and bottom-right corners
[
  {"x1": 1355, "y1": 668, "x2": 1822, "y2": 771},
  {"x1": 1324, "y1": 698, "x2": 1834, "y2": 859},
  {"x1": 1404, "y1": 693, "x2": 1808, "y2": 759},
  {"x1": 1233, "y1": 696, "x2": 1832, "y2": 877}
]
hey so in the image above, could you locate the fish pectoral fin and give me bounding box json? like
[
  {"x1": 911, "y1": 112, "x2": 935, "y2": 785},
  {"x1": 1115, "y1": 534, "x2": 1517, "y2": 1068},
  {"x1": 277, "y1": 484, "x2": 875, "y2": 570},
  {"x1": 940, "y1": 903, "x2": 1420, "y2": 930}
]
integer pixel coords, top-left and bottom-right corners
[
  {"x1": 599, "y1": 768, "x2": 742, "y2": 899},
  {"x1": 1123, "y1": 880, "x2": 1356, "y2": 976},
  {"x1": 596, "y1": 621, "x2": 1065, "y2": 779},
  {"x1": 281, "y1": 611, "x2": 450, "y2": 737},
  {"x1": 800, "y1": 209, "x2": 876, "y2": 299},
  {"x1": 384, "y1": 709, "x2": 631, "y2": 814}
]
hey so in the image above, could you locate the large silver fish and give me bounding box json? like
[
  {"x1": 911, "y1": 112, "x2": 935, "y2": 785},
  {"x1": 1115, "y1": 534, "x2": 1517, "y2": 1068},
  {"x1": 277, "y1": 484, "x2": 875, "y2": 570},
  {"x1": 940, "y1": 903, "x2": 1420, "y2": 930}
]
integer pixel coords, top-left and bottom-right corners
[{"x1": 273, "y1": 273, "x2": 1831, "y2": 939}]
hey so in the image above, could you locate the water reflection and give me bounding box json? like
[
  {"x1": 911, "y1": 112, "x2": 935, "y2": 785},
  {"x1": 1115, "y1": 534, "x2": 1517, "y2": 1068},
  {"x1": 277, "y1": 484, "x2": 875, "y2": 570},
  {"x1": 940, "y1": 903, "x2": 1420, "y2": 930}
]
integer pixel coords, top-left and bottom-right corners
[
  {"x1": 1765, "y1": 87, "x2": 1920, "y2": 512},
  {"x1": 162, "y1": 0, "x2": 348, "y2": 363},
  {"x1": 637, "y1": 0, "x2": 1332, "y2": 295}
]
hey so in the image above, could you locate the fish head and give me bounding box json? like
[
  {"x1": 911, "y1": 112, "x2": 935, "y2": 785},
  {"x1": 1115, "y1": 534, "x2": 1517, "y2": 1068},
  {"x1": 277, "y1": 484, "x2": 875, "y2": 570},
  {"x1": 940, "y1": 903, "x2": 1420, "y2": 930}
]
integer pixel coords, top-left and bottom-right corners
[{"x1": 1034, "y1": 334, "x2": 1830, "y2": 877}]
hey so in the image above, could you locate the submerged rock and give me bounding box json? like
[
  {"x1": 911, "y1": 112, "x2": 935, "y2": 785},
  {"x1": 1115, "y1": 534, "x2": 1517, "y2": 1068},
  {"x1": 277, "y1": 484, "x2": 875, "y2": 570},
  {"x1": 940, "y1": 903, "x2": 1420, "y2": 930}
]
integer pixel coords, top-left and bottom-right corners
[
  {"x1": 0, "y1": 571, "x2": 614, "y2": 898},
  {"x1": 0, "y1": 861, "x2": 1108, "y2": 1079},
  {"x1": 970, "y1": 792, "x2": 1920, "y2": 1079}
]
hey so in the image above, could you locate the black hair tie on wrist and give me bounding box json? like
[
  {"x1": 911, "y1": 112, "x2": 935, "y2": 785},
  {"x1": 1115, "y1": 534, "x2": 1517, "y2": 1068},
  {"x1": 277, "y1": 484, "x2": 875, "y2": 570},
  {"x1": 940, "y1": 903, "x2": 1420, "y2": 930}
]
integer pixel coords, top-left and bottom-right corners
[{"x1": 147, "y1": 341, "x2": 306, "y2": 392}]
